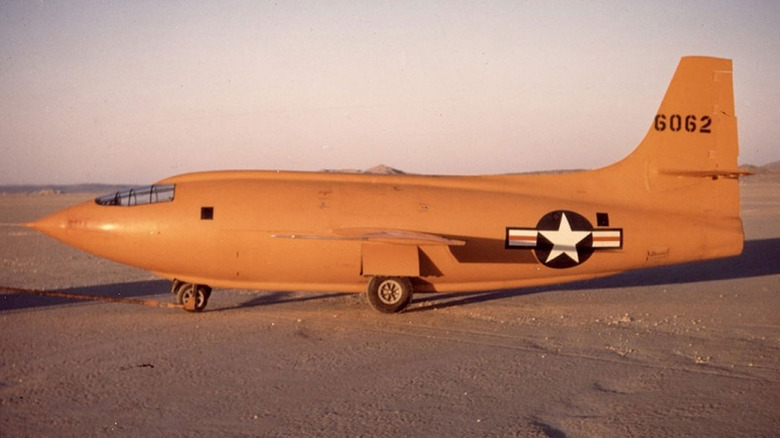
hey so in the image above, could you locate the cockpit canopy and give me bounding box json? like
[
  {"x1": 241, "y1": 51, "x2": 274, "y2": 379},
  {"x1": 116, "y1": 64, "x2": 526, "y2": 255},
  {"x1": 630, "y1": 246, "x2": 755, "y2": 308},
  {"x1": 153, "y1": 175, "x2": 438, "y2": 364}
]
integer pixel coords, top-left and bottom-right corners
[{"x1": 95, "y1": 184, "x2": 175, "y2": 206}]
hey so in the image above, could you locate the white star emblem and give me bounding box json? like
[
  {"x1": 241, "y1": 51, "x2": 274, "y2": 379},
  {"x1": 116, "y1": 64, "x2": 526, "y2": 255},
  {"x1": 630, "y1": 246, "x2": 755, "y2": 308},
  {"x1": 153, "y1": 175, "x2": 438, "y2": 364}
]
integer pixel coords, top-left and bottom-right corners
[{"x1": 538, "y1": 213, "x2": 591, "y2": 263}]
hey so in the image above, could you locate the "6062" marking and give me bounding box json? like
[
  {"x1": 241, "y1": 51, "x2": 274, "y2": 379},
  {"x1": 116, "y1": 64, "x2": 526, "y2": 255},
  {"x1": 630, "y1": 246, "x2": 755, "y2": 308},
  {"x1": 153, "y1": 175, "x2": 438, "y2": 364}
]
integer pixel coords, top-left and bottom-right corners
[{"x1": 654, "y1": 114, "x2": 712, "y2": 133}]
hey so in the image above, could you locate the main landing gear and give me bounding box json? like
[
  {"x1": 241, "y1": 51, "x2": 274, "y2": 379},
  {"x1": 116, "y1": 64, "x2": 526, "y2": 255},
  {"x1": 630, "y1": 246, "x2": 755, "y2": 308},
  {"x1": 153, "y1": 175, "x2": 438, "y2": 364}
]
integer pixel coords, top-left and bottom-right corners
[
  {"x1": 171, "y1": 280, "x2": 212, "y2": 312},
  {"x1": 366, "y1": 276, "x2": 413, "y2": 314}
]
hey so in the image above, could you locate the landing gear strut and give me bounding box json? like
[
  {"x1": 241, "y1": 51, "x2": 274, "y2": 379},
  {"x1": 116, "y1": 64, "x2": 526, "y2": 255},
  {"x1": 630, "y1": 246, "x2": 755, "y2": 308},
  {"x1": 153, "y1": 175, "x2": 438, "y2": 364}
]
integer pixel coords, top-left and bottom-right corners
[
  {"x1": 171, "y1": 280, "x2": 211, "y2": 312},
  {"x1": 366, "y1": 276, "x2": 413, "y2": 313}
]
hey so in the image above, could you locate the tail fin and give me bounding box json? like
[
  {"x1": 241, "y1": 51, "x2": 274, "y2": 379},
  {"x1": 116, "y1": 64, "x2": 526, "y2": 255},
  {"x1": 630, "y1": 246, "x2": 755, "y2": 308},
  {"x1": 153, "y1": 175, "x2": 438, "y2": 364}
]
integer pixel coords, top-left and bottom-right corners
[
  {"x1": 625, "y1": 56, "x2": 741, "y2": 181},
  {"x1": 605, "y1": 56, "x2": 744, "y2": 260}
]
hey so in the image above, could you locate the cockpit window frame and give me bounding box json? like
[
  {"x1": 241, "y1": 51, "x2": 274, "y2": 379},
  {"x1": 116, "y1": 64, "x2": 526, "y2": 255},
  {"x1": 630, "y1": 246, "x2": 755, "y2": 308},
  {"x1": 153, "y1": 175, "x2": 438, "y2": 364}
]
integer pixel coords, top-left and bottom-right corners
[{"x1": 95, "y1": 184, "x2": 176, "y2": 207}]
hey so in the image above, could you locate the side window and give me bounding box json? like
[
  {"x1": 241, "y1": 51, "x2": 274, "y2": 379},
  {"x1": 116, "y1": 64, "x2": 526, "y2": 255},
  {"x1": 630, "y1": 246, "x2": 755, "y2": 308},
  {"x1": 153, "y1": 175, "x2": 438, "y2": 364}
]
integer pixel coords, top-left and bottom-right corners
[{"x1": 95, "y1": 184, "x2": 175, "y2": 206}]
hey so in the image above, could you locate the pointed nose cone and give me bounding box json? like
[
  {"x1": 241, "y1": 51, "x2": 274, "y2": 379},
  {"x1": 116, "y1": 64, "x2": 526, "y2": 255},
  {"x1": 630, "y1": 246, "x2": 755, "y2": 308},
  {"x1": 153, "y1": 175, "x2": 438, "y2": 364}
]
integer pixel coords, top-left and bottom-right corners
[
  {"x1": 26, "y1": 208, "x2": 75, "y2": 243},
  {"x1": 26, "y1": 199, "x2": 138, "y2": 266},
  {"x1": 26, "y1": 211, "x2": 67, "y2": 236},
  {"x1": 25, "y1": 201, "x2": 99, "y2": 247}
]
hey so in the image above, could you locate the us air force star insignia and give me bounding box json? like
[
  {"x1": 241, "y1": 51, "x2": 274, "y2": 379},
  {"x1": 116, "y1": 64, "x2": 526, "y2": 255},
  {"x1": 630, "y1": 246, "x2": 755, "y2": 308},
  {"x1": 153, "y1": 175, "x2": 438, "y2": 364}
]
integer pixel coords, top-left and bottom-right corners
[
  {"x1": 538, "y1": 213, "x2": 590, "y2": 264},
  {"x1": 505, "y1": 210, "x2": 623, "y2": 269}
]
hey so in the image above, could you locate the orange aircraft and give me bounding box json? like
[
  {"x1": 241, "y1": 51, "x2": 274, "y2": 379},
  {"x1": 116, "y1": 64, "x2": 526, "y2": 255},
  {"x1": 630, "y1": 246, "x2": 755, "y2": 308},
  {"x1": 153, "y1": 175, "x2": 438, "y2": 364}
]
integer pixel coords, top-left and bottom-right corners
[{"x1": 29, "y1": 56, "x2": 745, "y2": 313}]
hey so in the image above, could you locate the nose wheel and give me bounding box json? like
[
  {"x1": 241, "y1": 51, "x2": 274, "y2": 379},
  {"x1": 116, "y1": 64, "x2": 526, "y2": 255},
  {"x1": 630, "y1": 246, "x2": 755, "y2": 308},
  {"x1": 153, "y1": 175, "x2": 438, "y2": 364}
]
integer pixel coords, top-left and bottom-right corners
[{"x1": 172, "y1": 281, "x2": 212, "y2": 312}]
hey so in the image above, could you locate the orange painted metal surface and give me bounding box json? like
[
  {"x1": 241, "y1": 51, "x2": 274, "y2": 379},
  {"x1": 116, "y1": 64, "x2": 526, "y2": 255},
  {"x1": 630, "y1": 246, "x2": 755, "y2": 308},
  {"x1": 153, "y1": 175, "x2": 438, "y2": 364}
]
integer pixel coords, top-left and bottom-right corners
[{"x1": 29, "y1": 57, "x2": 744, "y2": 307}]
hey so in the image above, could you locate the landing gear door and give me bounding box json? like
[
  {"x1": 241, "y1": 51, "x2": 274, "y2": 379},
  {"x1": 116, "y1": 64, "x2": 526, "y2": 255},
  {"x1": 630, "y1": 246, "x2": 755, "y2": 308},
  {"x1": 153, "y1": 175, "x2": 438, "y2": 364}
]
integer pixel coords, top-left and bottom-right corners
[{"x1": 361, "y1": 243, "x2": 420, "y2": 277}]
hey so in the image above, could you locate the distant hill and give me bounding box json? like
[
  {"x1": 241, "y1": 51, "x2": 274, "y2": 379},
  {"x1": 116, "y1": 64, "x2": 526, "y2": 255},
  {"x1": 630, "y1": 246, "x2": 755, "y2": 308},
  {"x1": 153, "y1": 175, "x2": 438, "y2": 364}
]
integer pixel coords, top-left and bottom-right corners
[
  {"x1": 364, "y1": 165, "x2": 406, "y2": 175},
  {"x1": 763, "y1": 160, "x2": 780, "y2": 171},
  {"x1": 742, "y1": 160, "x2": 780, "y2": 175},
  {"x1": 322, "y1": 164, "x2": 407, "y2": 175},
  {"x1": 0, "y1": 184, "x2": 134, "y2": 195}
]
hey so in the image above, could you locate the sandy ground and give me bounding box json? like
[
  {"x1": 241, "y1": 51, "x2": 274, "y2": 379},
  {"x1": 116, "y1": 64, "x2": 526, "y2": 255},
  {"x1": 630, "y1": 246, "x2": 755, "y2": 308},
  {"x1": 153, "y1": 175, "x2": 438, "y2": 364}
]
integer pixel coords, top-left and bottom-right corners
[{"x1": 1, "y1": 177, "x2": 778, "y2": 437}]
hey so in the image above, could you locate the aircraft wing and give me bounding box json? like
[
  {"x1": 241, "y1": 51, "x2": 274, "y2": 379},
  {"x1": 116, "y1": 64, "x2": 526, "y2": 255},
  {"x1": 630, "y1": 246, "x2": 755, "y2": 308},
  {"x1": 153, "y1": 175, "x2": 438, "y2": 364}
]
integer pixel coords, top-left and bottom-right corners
[{"x1": 271, "y1": 228, "x2": 466, "y2": 246}]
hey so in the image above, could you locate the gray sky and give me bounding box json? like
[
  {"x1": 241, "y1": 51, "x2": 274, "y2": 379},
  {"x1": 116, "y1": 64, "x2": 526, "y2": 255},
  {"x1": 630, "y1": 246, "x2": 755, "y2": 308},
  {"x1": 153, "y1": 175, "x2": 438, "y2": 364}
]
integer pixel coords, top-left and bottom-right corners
[{"x1": 2, "y1": 0, "x2": 778, "y2": 185}]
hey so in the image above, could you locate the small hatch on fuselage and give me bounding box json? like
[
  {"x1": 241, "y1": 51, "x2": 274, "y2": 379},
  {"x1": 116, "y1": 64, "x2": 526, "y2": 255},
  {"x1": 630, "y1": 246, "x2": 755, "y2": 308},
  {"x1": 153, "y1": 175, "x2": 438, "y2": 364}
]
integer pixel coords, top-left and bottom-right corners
[
  {"x1": 597, "y1": 212, "x2": 610, "y2": 227},
  {"x1": 201, "y1": 207, "x2": 214, "y2": 220}
]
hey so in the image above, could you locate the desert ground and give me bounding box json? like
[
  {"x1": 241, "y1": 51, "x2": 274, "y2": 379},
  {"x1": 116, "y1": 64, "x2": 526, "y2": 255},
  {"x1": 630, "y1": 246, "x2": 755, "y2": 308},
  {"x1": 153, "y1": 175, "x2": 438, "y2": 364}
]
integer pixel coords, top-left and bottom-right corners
[{"x1": 1, "y1": 174, "x2": 778, "y2": 437}]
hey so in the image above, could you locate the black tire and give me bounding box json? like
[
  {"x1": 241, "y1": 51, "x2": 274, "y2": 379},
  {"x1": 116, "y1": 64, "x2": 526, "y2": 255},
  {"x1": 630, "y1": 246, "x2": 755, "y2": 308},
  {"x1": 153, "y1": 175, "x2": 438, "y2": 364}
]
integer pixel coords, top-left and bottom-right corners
[
  {"x1": 176, "y1": 283, "x2": 211, "y2": 312},
  {"x1": 366, "y1": 276, "x2": 413, "y2": 313}
]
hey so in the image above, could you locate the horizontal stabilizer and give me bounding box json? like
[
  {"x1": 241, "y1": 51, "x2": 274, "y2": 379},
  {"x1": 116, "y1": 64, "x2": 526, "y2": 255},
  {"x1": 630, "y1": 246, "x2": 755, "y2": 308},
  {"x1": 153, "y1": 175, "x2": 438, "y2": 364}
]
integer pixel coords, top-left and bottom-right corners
[{"x1": 657, "y1": 168, "x2": 751, "y2": 179}]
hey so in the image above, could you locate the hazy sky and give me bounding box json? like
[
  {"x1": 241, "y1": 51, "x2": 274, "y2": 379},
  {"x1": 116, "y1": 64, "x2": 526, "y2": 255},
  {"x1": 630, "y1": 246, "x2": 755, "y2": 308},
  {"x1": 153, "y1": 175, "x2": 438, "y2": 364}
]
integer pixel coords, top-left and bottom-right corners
[{"x1": 2, "y1": 1, "x2": 779, "y2": 185}]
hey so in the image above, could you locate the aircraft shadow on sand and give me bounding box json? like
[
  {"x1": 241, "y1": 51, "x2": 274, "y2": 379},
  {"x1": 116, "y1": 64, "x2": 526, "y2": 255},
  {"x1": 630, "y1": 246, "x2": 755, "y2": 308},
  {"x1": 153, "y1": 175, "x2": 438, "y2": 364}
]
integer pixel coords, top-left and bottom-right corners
[
  {"x1": 2, "y1": 238, "x2": 778, "y2": 313},
  {"x1": 408, "y1": 237, "x2": 780, "y2": 312},
  {"x1": 0, "y1": 280, "x2": 169, "y2": 312},
  {"x1": 0, "y1": 279, "x2": 352, "y2": 312},
  {"x1": 210, "y1": 291, "x2": 350, "y2": 313}
]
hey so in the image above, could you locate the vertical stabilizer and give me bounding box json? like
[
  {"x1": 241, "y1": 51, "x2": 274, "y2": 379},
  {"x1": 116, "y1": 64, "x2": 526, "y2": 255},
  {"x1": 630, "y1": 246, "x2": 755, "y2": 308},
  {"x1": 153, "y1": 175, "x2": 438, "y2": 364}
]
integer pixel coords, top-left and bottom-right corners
[
  {"x1": 609, "y1": 57, "x2": 742, "y2": 207},
  {"x1": 640, "y1": 57, "x2": 737, "y2": 175},
  {"x1": 603, "y1": 56, "x2": 744, "y2": 261}
]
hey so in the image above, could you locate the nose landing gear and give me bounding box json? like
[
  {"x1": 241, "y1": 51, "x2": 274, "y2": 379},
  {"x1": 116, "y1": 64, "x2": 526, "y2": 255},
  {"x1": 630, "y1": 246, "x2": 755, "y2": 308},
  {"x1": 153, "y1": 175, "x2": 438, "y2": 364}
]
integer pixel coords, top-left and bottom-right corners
[{"x1": 171, "y1": 280, "x2": 212, "y2": 312}]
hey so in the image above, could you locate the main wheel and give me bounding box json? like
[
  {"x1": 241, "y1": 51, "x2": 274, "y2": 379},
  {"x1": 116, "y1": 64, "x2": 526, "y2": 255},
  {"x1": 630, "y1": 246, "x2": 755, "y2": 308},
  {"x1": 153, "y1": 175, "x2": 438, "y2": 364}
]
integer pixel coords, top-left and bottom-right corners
[
  {"x1": 176, "y1": 283, "x2": 211, "y2": 312},
  {"x1": 366, "y1": 276, "x2": 413, "y2": 313}
]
